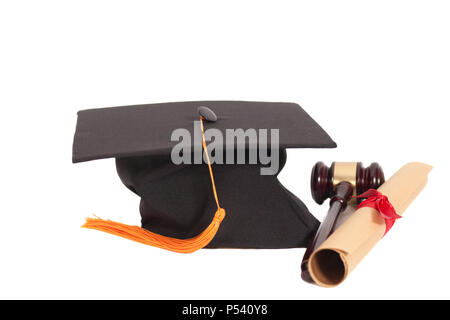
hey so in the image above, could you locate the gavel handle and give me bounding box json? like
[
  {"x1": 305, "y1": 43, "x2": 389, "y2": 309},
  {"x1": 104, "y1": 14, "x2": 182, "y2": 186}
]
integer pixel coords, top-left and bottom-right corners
[{"x1": 301, "y1": 181, "x2": 354, "y2": 283}]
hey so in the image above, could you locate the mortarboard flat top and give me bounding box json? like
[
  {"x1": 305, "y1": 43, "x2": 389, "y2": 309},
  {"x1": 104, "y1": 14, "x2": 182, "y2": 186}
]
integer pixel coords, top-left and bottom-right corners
[{"x1": 73, "y1": 101, "x2": 336, "y2": 163}]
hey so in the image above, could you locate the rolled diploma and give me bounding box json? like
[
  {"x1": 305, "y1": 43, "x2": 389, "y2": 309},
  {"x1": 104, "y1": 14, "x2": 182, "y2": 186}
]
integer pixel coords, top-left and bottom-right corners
[{"x1": 308, "y1": 162, "x2": 432, "y2": 287}]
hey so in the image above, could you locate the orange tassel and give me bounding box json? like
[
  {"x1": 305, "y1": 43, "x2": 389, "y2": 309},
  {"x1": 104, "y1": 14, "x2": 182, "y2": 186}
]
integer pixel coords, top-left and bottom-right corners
[
  {"x1": 82, "y1": 208, "x2": 225, "y2": 253},
  {"x1": 82, "y1": 116, "x2": 226, "y2": 253}
]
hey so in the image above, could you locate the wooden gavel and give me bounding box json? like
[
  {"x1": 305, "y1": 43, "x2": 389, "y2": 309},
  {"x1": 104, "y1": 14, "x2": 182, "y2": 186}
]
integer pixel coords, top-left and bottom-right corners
[{"x1": 301, "y1": 162, "x2": 385, "y2": 283}]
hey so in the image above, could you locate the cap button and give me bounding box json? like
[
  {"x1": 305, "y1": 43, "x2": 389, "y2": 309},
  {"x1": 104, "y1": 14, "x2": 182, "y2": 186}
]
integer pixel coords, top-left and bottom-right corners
[{"x1": 197, "y1": 106, "x2": 217, "y2": 122}]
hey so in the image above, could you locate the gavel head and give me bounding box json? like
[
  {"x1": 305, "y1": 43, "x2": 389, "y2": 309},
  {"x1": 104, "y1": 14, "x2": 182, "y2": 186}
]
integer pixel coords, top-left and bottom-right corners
[{"x1": 311, "y1": 162, "x2": 385, "y2": 204}]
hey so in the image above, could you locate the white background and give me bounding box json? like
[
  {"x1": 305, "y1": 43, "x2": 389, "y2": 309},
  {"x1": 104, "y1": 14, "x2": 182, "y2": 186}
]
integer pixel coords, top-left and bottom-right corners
[{"x1": 0, "y1": 1, "x2": 449, "y2": 299}]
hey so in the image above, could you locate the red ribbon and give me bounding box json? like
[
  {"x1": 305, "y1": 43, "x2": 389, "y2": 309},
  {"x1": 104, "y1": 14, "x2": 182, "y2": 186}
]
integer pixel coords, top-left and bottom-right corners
[{"x1": 355, "y1": 189, "x2": 401, "y2": 235}]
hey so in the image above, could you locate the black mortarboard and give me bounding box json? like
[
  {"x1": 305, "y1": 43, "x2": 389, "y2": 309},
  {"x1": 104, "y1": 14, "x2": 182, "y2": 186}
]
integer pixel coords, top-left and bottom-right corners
[{"x1": 73, "y1": 101, "x2": 336, "y2": 251}]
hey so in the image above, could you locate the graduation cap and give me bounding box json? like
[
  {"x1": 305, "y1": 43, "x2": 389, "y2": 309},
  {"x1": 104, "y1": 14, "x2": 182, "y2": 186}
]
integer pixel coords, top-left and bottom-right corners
[{"x1": 73, "y1": 101, "x2": 336, "y2": 252}]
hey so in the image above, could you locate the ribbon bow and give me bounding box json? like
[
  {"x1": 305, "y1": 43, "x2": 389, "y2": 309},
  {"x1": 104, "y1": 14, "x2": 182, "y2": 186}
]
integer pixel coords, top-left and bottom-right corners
[{"x1": 355, "y1": 189, "x2": 401, "y2": 235}]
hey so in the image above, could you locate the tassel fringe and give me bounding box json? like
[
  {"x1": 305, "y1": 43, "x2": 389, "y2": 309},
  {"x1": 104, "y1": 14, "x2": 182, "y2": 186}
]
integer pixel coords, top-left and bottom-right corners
[{"x1": 82, "y1": 208, "x2": 225, "y2": 253}]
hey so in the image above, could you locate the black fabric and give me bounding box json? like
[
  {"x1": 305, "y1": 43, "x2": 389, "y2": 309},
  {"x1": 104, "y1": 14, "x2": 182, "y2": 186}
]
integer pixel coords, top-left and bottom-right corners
[
  {"x1": 72, "y1": 101, "x2": 336, "y2": 249},
  {"x1": 72, "y1": 101, "x2": 336, "y2": 163},
  {"x1": 116, "y1": 153, "x2": 319, "y2": 249}
]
